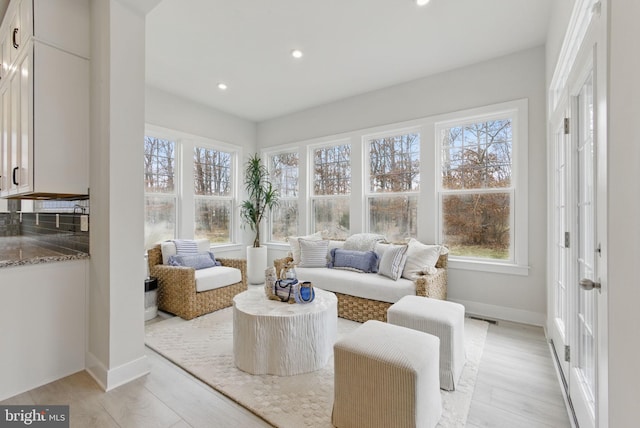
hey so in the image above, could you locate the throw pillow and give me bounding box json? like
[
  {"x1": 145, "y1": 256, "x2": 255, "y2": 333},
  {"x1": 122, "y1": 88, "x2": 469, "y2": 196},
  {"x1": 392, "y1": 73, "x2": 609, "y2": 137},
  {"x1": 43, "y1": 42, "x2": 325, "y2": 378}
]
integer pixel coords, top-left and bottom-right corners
[
  {"x1": 287, "y1": 231, "x2": 323, "y2": 264},
  {"x1": 167, "y1": 251, "x2": 221, "y2": 270},
  {"x1": 377, "y1": 244, "x2": 408, "y2": 280},
  {"x1": 298, "y1": 239, "x2": 330, "y2": 268},
  {"x1": 343, "y1": 233, "x2": 387, "y2": 252},
  {"x1": 402, "y1": 239, "x2": 443, "y2": 280},
  {"x1": 328, "y1": 248, "x2": 378, "y2": 273}
]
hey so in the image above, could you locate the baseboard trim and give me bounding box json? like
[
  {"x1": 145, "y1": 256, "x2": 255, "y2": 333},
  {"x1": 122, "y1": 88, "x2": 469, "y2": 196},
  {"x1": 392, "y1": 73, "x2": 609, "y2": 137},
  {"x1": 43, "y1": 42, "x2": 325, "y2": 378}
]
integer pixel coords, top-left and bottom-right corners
[
  {"x1": 450, "y1": 298, "x2": 545, "y2": 326},
  {"x1": 85, "y1": 352, "x2": 150, "y2": 391}
]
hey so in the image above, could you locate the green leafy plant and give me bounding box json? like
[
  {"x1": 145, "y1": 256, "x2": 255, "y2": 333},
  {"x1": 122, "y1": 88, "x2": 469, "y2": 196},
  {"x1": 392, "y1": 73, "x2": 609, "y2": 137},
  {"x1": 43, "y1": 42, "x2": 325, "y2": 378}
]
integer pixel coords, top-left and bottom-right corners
[{"x1": 240, "y1": 153, "x2": 279, "y2": 247}]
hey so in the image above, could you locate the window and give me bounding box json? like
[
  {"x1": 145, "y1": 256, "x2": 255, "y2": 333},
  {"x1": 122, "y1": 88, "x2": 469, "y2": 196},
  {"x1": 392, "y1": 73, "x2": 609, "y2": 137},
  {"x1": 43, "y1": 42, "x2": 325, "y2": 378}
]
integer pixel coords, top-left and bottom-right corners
[
  {"x1": 144, "y1": 136, "x2": 177, "y2": 249},
  {"x1": 437, "y1": 111, "x2": 518, "y2": 263},
  {"x1": 269, "y1": 151, "x2": 299, "y2": 242},
  {"x1": 193, "y1": 146, "x2": 233, "y2": 243},
  {"x1": 311, "y1": 143, "x2": 351, "y2": 239},
  {"x1": 366, "y1": 130, "x2": 420, "y2": 242},
  {"x1": 144, "y1": 127, "x2": 240, "y2": 250}
]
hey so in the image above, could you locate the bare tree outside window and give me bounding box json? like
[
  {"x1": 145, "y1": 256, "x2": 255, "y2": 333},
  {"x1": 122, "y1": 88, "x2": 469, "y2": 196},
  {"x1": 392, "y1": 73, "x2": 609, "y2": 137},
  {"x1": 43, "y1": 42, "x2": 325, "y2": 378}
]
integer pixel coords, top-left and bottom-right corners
[
  {"x1": 440, "y1": 119, "x2": 513, "y2": 259},
  {"x1": 144, "y1": 136, "x2": 176, "y2": 248},
  {"x1": 270, "y1": 152, "x2": 299, "y2": 241},
  {"x1": 368, "y1": 132, "x2": 420, "y2": 242},
  {"x1": 194, "y1": 147, "x2": 233, "y2": 243},
  {"x1": 312, "y1": 144, "x2": 351, "y2": 238}
]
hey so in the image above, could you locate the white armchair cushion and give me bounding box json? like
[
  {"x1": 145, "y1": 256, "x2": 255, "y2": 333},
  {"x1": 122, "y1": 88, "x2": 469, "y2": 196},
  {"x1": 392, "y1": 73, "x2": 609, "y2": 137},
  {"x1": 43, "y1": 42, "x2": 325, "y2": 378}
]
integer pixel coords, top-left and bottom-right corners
[{"x1": 195, "y1": 266, "x2": 242, "y2": 292}]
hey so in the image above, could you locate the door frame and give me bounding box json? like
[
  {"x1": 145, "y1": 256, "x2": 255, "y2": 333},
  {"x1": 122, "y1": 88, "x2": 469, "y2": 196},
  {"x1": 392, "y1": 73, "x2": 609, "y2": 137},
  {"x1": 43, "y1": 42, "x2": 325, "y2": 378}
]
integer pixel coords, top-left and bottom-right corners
[{"x1": 547, "y1": 0, "x2": 608, "y2": 426}]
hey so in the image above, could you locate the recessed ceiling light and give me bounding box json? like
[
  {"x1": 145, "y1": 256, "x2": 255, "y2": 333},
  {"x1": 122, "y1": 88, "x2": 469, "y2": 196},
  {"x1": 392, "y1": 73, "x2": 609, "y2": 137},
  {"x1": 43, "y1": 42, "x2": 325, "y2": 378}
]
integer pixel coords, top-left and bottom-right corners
[
  {"x1": 217, "y1": 82, "x2": 228, "y2": 90},
  {"x1": 416, "y1": 0, "x2": 430, "y2": 6},
  {"x1": 291, "y1": 49, "x2": 303, "y2": 59}
]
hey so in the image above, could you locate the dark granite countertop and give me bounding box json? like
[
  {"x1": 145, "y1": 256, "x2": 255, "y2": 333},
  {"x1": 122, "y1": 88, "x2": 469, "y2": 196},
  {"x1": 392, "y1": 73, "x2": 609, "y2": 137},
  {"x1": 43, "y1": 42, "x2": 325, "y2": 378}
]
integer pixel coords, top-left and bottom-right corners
[{"x1": 0, "y1": 236, "x2": 89, "y2": 268}]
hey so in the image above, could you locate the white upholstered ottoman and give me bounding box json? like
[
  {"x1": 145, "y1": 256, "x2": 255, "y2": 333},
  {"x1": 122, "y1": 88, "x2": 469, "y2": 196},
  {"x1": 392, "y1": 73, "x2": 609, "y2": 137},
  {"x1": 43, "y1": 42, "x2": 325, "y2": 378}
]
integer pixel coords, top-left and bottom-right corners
[
  {"x1": 388, "y1": 296, "x2": 465, "y2": 391},
  {"x1": 332, "y1": 320, "x2": 442, "y2": 428}
]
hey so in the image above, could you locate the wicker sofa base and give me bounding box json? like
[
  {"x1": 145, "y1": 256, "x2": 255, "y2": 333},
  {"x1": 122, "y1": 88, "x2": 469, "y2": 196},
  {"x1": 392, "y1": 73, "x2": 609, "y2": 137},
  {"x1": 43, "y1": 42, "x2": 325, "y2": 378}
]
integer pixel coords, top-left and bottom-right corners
[{"x1": 334, "y1": 292, "x2": 393, "y2": 323}]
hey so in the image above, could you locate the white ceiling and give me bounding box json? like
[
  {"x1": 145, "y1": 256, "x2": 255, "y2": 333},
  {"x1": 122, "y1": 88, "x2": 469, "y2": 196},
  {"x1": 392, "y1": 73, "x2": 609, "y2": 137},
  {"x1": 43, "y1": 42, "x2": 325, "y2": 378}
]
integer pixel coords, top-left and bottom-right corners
[{"x1": 146, "y1": 0, "x2": 552, "y2": 122}]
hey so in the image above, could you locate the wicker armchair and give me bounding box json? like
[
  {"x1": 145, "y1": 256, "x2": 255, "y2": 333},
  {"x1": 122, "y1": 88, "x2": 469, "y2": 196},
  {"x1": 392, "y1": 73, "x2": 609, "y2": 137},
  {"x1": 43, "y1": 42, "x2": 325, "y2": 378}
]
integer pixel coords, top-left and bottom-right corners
[
  {"x1": 147, "y1": 245, "x2": 247, "y2": 320},
  {"x1": 274, "y1": 253, "x2": 447, "y2": 323}
]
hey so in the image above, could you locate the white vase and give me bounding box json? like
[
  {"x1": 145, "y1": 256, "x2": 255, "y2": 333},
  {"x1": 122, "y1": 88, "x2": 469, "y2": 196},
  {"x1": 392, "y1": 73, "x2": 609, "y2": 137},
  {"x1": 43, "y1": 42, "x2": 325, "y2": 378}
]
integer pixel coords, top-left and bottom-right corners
[{"x1": 246, "y1": 245, "x2": 267, "y2": 285}]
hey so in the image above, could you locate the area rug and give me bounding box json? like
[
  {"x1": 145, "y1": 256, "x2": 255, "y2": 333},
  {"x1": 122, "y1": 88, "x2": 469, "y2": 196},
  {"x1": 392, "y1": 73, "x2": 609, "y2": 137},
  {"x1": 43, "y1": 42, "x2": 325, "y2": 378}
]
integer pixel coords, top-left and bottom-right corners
[{"x1": 145, "y1": 307, "x2": 488, "y2": 428}]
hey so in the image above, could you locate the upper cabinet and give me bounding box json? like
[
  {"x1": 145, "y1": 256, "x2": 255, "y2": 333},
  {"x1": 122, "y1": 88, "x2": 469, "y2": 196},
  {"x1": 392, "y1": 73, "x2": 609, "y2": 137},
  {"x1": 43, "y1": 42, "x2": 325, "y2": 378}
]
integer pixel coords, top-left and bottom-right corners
[{"x1": 0, "y1": 0, "x2": 90, "y2": 199}]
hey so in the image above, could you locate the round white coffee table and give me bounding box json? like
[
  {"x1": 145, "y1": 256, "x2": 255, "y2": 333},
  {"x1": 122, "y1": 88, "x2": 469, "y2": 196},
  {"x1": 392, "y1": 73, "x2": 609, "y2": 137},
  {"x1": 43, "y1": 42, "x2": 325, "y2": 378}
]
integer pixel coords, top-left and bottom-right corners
[{"x1": 233, "y1": 287, "x2": 338, "y2": 376}]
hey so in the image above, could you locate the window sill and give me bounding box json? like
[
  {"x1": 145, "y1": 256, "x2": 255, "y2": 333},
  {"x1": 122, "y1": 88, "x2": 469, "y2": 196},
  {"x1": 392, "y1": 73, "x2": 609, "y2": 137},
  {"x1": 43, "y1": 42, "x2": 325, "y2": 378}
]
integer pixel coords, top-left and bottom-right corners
[
  {"x1": 209, "y1": 243, "x2": 244, "y2": 254},
  {"x1": 448, "y1": 259, "x2": 530, "y2": 276},
  {"x1": 266, "y1": 242, "x2": 290, "y2": 251}
]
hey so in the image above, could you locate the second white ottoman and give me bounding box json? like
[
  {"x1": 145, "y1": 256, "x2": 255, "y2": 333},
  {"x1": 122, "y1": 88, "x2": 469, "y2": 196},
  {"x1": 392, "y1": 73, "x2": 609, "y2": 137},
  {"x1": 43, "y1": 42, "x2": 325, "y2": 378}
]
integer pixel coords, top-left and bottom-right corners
[
  {"x1": 333, "y1": 320, "x2": 442, "y2": 428},
  {"x1": 388, "y1": 296, "x2": 466, "y2": 391}
]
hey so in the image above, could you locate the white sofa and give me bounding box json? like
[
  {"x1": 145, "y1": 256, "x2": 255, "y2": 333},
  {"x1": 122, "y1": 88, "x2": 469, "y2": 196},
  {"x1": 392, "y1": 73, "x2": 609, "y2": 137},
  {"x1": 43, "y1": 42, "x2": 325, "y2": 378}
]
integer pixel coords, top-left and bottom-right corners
[{"x1": 274, "y1": 237, "x2": 448, "y2": 323}]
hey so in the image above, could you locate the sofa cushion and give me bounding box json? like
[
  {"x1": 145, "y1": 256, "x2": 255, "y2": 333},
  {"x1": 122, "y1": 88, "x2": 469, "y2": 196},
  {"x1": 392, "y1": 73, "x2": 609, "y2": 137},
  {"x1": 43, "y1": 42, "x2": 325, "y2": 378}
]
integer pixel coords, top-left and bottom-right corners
[
  {"x1": 296, "y1": 267, "x2": 415, "y2": 303},
  {"x1": 343, "y1": 233, "x2": 386, "y2": 252},
  {"x1": 329, "y1": 248, "x2": 378, "y2": 273},
  {"x1": 194, "y1": 266, "x2": 242, "y2": 292},
  {"x1": 288, "y1": 231, "x2": 323, "y2": 264},
  {"x1": 378, "y1": 244, "x2": 409, "y2": 280},
  {"x1": 402, "y1": 239, "x2": 443, "y2": 280},
  {"x1": 298, "y1": 239, "x2": 330, "y2": 268}
]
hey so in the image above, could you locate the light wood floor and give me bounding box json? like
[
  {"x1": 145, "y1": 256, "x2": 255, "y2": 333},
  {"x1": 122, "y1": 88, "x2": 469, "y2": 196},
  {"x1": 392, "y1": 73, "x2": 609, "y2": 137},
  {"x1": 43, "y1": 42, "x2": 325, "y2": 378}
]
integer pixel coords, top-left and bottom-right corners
[{"x1": 2, "y1": 318, "x2": 571, "y2": 428}]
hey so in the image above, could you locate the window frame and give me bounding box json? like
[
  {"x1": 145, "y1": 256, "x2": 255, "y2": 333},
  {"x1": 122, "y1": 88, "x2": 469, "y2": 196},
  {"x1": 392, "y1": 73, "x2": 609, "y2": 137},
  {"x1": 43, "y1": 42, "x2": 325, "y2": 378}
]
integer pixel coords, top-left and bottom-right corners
[
  {"x1": 266, "y1": 148, "x2": 300, "y2": 243},
  {"x1": 144, "y1": 125, "x2": 242, "y2": 251},
  {"x1": 143, "y1": 131, "x2": 179, "y2": 249},
  {"x1": 434, "y1": 99, "x2": 529, "y2": 275},
  {"x1": 363, "y1": 126, "x2": 421, "y2": 242},
  {"x1": 192, "y1": 143, "x2": 236, "y2": 244},
  {"x1": 308, "y1": 139, "x2": 352, "y2": 239}
]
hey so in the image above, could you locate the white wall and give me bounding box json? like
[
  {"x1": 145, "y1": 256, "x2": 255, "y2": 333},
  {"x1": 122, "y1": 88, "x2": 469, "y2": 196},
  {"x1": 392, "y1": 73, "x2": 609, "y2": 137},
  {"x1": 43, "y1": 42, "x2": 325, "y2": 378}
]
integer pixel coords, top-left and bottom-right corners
[
  {"x1": 145, "y1": 86, "x2": 256, "y2": 150},
  {"x1": 0, "y1": 261, "x2": 87, "y2": 401},
  {"x1": 258, "y1": 47, "x2": 548, "y2": 325},
  {"x1": 607, "y1": 1, "x2": 640, "y2": 425},
  {"x1": 545, "y1": 0, "x2": 576, "y2": 85},
  {"x1": 86, "y1": 0, "x2": 148, "y2": 390},
  {"x1": 145, "y1": 86, "x2": 258, "y2": 257}
]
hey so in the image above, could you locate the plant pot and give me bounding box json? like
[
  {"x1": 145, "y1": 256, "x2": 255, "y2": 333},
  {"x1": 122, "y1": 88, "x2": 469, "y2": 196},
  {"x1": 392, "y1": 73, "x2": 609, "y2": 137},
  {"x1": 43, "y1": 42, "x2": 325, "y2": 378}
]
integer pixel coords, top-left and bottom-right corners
[{"x1": 247, "y1": 245, "x2": 268, "y2": 285}]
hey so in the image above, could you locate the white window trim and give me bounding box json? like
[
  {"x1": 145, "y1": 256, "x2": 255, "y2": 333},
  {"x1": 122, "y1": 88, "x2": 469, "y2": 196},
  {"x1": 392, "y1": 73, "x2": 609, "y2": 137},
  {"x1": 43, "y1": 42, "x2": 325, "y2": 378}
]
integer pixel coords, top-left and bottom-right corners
[
  {"x1": 145, "y1": 124, "x2": 241, "y2": 246},
  {"x1": 308, "y1": 139, "x2": 352, "y2": 236},
  {"x1": 264, "y1": 147, "x2": 301, "y2": 243},
  {"x1": 434, "y1": 99, "x2": 529, "y2": 275},
  {"x1": 362, "y1": 126, "x2": 422, "y2": 239}
]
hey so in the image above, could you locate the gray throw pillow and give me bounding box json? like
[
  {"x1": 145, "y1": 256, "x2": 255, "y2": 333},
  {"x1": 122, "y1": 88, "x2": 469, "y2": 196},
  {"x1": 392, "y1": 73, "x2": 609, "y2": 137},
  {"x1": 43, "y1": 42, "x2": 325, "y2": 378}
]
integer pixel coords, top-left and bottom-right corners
[
  {"x1": 167, "y1": 252, "x2": 221, "y2": 270},
  {"x1": 328, "y1": 248, "x2": 378, "y2": 273}
]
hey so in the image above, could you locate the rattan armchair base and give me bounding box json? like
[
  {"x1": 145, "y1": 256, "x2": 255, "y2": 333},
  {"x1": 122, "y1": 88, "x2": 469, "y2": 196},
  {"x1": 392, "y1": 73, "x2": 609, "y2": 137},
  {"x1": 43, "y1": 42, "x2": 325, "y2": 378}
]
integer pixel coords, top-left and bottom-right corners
[{"x1": 147, "y1": 245, "x2": 247, "y2": 320}]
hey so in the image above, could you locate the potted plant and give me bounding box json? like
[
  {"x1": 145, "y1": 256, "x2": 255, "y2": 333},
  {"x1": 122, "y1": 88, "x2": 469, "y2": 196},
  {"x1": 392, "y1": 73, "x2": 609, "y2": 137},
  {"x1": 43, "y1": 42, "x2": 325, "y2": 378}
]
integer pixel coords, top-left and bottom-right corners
[{"x1": 240, "y1": 153, "x2": 279, "y2": 284}]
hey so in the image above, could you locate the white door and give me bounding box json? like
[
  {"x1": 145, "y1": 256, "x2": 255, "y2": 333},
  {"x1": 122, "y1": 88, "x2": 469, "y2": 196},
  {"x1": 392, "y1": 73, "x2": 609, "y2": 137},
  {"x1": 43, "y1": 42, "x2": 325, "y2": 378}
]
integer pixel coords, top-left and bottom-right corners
[
  {"x1": 548, "y1": 103, "x2": 571, "y2": 383},
  {"x1": 570, "y1": 65, "x2": 598, "y2": 428},
  {"x1": 549, "y1": 40, "x2": 603, "y2": 428}
]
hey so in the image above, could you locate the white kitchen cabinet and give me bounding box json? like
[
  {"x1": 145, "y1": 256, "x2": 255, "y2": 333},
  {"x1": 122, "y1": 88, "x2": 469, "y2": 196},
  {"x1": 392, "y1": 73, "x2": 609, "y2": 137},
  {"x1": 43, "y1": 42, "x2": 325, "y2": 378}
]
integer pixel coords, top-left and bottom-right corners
[{"x1": 0, "y1": 0, "x2": 89, "y2": 198}]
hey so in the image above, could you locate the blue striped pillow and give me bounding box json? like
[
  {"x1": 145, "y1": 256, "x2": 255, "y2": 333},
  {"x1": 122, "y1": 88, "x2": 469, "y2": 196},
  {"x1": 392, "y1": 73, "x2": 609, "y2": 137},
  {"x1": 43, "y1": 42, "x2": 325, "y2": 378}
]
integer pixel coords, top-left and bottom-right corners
[{"x1": 173, "y1": 239, "x2": 199, "y2": 255}]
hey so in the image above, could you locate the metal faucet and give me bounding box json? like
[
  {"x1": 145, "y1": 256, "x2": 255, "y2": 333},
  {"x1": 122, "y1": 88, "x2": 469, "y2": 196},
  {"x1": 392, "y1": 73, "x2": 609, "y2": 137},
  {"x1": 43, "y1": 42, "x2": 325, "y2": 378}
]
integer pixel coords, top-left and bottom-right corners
[{"x1": 73, "y1": 204, "x2": 86, "y2": 214}]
